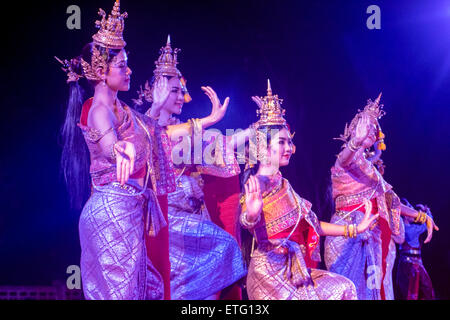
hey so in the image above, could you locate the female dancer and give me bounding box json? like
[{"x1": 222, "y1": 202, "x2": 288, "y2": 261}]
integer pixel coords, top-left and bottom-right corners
[
  {"x1": 135, "y1": 37, "x2": 249, "y2": 300},
  {"x1": 240, "y1": 81, "x2": 378, "y2": 300},
  {"x1": 57, "y1": 1, "x2": 176, "y2": 299},
  {"x1": 324, "y1": 94, "x2": 439, "y2": 300}
]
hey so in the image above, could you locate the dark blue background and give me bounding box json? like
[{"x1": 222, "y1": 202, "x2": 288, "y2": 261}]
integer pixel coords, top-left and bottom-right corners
[{"x1": 1, "y1": 0, "x2": 449, "y2": 299}]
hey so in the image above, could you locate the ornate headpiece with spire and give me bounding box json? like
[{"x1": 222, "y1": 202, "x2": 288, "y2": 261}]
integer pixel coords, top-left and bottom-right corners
[
  {"x1": 246, "y1": 80, "x2": 292, "y2": 168},
  {"x1": 134, "y1": 35, "x2": 192, "y2": 105},
  {"x1": 254, "y1": 79, "x2": 287, "y2": 128},
  {"x1": 336, "y1": 92, "x2": 386, "y2": 143},
  {"x1": 92, "y1": 0, "x2": 128, "y2": 49},
  {"x1": 55, "y1": 1, "x2": 128, "y2": 83},
  {"x1": 153, "y1": 35, "x2": 181, "y2": 78}
]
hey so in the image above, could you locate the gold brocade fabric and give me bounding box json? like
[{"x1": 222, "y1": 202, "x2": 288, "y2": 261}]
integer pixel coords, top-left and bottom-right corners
[
  {"x1": 247, "y1": 239, "x2": 357, "y2": 300},
  {"x1": 242, "y1": 175, "x2": 356, "y2": 300},
  {"x1": 257, "y1": 180, "x2": 309, "y2": 239},
  {"x1": 242, "y1": 175, "x2": 312, "y2": 236},
  {"x1": 331, "y1": 155, "x2": 402, "y2": 235},
  {"x1": 241, "y1": 175, "x2": 320, "y2": 262}
]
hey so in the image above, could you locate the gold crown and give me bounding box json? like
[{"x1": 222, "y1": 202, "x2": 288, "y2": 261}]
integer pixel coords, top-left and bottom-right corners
[
  {"x1": 255, "y1": 79, "x2": 287, "y2": 127},
  {"x1": 153, "y1": 35, "x2": 182, "y2": 78},
  {"x1": 92, "y1": 0, "x2": 128, "y2": 49},
  {"x1": 361, "y1": 92, "x2": 385, "y2": 120},
  {"x1": 336, "y1": 92, "x2": 385, "y2": 142}
]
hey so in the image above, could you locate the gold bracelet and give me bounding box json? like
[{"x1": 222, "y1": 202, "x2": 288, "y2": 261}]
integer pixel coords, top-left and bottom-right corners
[
  {"x1": 348, "y1": 139, "x2": 360, "y2": 153},
  {"x1": 418, "y1": 212, "x2": 424, "y2": 224},
  {"x1": 110, "y1": 142, "x2": 118, "y2": 160},
  {"x1": 421, "y1": 212, "x2": 427, "y2": 224},
  {"x1": 352, "y1": 224, "x2": 358, "y2": 238},
  {"x1": 240, "y1": 211, "x2": 261, "y2": 229},
  {"x1": 417, "y1": 212, "x2": 422, "y2": 223},
  {"x1": 344, "y1": 225, "x2": 348, "y2": 239},
  {"x1": 414, "y1": 211, "x2": 426, "y2": 224}
]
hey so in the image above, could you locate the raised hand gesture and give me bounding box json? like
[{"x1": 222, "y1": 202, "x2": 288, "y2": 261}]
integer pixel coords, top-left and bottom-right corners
[
  {"x1": 251, "y1": 96, "x2": 264, "y2": 109},
  {"x1": 244, "y1": 175, "x2": 263, "y2": 222},
  {"x1": 354, "y1": 114, "x2": 371, "y2": 145},
  {"x1": 150, "y1": 76, "x2": 170, "y2": 118},
  {"x1": 201, "y1": 86, "x2": 230, "y2": 125}
]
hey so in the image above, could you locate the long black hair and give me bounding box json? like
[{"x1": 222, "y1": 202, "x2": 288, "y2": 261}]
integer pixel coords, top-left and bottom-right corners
[{"x1": 60, "y1": 43, "x2": 121, "y2": 210}]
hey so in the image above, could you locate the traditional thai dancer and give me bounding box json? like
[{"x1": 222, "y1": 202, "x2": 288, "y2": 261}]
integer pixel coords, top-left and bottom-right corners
[
  {"x1": 395, "y1": 199, "x2": 436, "y2": 300},
  {"x1": 324, "y1": 94, "x2": 439, "y2": 300},
  {"x1": 56, "y1": 1, "x2": 176, "y2": 299},
  {"x1": 239, "y1": 81, "x2": 380, "y2": 300},
  {"x1": 134, "y1": 37, "x2": 248, "y2": 300}
]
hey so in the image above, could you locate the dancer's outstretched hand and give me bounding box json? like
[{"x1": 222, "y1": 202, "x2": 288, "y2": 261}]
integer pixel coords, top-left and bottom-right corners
[
  {"x1": 201, "y1": 86, "x2": 229, "y2": 124},
  {"x1": 416, "y1": 204, "x2": 439, "y2": 244},
  {"x1": 244, "y1": 175, "x2": 263, "y2": 222},
  {"x1": 114, "y1": 140, "x2": 136, "y2": 186},
  {"x1": 251, "y1": 96, "x2": 263, "y2": 109},
  {"x1": 356, "y1": 206, "x2": 379, "y2": 234}
]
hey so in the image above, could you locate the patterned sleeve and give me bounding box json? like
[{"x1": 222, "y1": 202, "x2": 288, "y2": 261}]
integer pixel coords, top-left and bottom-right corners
[{"x1": 78, "y1": 121, "x2": 117, "y2": 165}]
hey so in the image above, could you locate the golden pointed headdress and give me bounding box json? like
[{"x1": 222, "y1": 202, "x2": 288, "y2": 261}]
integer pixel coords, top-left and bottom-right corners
[
  {"x1": 245, "y1": 80, "x2": 292, "y2": 169},
  {"x1": 362, "y1": 92, "x2": 385, "y2": 120},
  {"x1": 55, "y1": 1, "x2": 128, "y2": 83},
  {"x1": 133, "y1": 35, "x2": 192, "y2": 105},
  {"x1": 255, "y1": 79, "x2": 287, "y2": 128},
  {"x1": 153, "y1": 35, "x2": 182, "y2": 78},
  {"x1": 92, "y1": 0, "x2": 128, "y2": 49},
  {"x1": 336, "y1": 92, "x2": 386, "y2": 143}
]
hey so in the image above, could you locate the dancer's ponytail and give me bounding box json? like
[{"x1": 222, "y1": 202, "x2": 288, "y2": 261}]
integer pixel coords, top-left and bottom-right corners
[
  {"x1": 60, "y1": 68, "x2": 90, "y2": 210},
  {"x1": 59, "y1": 43, "x2": 122, "y2": 210}
]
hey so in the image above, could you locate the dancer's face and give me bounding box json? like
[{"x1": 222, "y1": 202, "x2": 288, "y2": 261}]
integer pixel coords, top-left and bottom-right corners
[
  {"x1": 105, "y1": 50, "x2": 132, "y2": 92},
  {"x1": 267, "y1": 128, "x2": 294, "y2": 168},
  {"x1": 161, "y1": 77, "x2": 185, "y2": 115}
]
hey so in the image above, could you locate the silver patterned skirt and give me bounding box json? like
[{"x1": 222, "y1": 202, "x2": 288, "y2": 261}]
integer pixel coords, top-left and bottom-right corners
[
  {"x1": 324, "y1": 209, "x2": 402, "y2": 300},
  {"x1": 79, "y1": 181, "x2": 166, "y2": 300},
  {"x1": 168, "y1": 174, "x2": 247, "y2": 300}
]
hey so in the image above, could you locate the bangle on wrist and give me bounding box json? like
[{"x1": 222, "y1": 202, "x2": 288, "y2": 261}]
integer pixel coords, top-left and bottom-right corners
[
  {"x1": 111, "y1": 142, "x2": 118, "y2": 161},
  {"x1": 347, "y1": 139, "x2": 361, "y2": 153},
  {"x1": 240, "y1": 211, "x2": 261, "y2": 229},
  {"x1": 352, "y1": 224, "x2": 358, "y2": 238},
  {"x1": 414, "y1": 211, "x2": 427, "y2": 224}
]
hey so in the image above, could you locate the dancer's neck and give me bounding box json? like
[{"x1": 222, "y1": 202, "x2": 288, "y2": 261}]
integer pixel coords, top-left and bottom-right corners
[
  {"x1": 158, "y1": 109, "x2": 172, "y2": 126},
  {"x1": 93, "y1": 83, "x2": 119, "y2": 111},
  {"x1": 257, "y1": 163, "x2": 280, "y2": 177}
]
